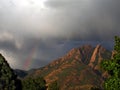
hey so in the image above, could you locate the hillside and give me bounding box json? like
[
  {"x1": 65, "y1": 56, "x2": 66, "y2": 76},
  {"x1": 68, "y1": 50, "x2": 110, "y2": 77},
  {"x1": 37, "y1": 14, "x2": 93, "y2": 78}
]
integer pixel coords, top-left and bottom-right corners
[
  {"x1": 26, "y1": 44, "x2": 112, "y2": 90},
  {"x1": 0, "y1": 54, "x2": 21, "y2": 90}
]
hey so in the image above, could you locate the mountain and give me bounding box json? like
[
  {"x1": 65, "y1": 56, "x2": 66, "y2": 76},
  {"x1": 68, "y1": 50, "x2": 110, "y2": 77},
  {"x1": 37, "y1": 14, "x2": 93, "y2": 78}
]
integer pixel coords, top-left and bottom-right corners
[
  {"x1": 25, "y1": 44, "x2": 112, "y2": 90},
  {"x1": 14, "y1": 69, "x2": 27, "y2": 78},
  {"x1": 0, "y1": 54, "x2": 22, "y2": 90}
]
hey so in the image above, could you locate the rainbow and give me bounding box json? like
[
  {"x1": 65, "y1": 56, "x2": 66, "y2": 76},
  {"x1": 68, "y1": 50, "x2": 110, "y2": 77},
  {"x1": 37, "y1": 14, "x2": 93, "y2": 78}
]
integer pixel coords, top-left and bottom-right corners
[{"x1": 23, "y1": 45, "x2": 38, "y2": 70}]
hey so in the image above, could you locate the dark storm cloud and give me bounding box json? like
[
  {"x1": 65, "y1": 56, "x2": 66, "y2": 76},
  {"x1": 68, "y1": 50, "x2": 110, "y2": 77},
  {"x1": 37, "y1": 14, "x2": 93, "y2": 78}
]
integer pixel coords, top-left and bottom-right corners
[
  {"x1": 0, "y1": 0, "x2": 120, "y2": 40},
  {"x1": 0, "y1": 37, "x2": 114, "y2": 70},
  {"x1": 0, "y1": 0, "x2": 120, "y2": 70},
  {"x1": 44, "y1": 0, "x2": 120, "y2": 41},
  {"x1": 0, "y1": 41, "x2": 17, "y2": 51}
]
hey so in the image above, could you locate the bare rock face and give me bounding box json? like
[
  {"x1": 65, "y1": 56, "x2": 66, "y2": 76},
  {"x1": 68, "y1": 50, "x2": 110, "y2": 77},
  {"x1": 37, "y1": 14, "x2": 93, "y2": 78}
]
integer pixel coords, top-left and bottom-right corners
[
  {"x1": 88, "y1": 45, "x2": 112, "y2": 70},
  {"x1": 78, "y1": 45, "x2": 94, "y2": 64},
  {"x1": 89, "y1": 45, "x2": 101, "y2": 68}
]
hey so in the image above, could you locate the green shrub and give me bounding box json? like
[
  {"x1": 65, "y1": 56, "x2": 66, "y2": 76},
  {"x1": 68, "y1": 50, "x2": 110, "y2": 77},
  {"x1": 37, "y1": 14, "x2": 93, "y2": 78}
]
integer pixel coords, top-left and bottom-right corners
[
  {"x1": 0, "y1": 54, "x2": 21, "y2": 90},
  {"x1": 22, "y1": 77, "x2": 46, "y2": 90},
  {"x1": 48, "y1": 80, "x2": 59, "y2": 90},
  {"x1": 101, "y1": 36, "x2": 120, "y2": 90}
]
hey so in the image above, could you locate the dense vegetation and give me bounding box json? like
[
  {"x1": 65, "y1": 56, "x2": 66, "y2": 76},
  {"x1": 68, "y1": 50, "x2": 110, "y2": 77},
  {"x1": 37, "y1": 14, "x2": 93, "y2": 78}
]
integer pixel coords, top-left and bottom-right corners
[
  {"x1": 0, "y1": 54, "x2": 46, "y2": 90},
  {"x1": 0, "y1": 54, "x2": 21, "y2": 90},
  {"x1": 48, "y1": 80, "x2": 59, "y2": 90},
  {"x1": 22, "y1": 77, "x2": 46, "y2": 90},
  {"x1": 101, "y1": 36, "x2": 120, "y2": 90}
]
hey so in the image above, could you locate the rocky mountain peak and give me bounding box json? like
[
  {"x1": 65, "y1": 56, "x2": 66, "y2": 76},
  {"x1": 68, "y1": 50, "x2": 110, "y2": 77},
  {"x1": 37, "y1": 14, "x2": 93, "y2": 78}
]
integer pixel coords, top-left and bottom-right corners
[
  {"x1": 88, "y1": 44, "x2": 111, "y2": 69},
  {"x1": 26, "y1": 44, "x2": 112, "y2": 90},
  {"x1": 89, "y1": 45, "x2": 101, "y2": 67},
  {"x1": 78, "y1": 45, "x2": 94, "y2": 64}
]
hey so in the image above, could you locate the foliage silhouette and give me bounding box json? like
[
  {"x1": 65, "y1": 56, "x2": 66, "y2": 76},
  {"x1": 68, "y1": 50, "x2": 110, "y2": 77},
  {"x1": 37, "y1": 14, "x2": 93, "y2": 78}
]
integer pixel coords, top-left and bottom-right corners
[
  {"x1": 0, "y1": 54, "x2": 22, "y2": 90},
  {"x1": 22, "y1": 77, "x2": 46, "y2": 90},
  {"x1": 101, "y1": 36, "x2": 120, "y2": 90}
]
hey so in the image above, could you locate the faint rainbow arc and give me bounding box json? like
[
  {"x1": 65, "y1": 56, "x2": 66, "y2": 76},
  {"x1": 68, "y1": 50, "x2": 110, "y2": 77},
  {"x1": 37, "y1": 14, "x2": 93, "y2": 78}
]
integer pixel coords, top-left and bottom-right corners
[{"x1": 23, "y1": 44, "x2": 38, "y2": 70}]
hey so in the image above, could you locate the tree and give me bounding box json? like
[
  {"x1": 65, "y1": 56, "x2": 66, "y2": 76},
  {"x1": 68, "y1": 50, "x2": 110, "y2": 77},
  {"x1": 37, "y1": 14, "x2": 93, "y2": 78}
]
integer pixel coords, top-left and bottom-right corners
[
  {"x1": 48, "y1": 80, "x2": 59, "y2": 90},
  {"x1": 101, "y1": 36, "x2": 120, "y2": 90},
  {"x1": 90, "y1": 87, "x2": 101, "y2": 90},
  {"x1": 22, "y1": 77, "x2": 46, "y2": 90},
  {"x1": 0, "y1": 54, "x2": 21, "y2": 90}
]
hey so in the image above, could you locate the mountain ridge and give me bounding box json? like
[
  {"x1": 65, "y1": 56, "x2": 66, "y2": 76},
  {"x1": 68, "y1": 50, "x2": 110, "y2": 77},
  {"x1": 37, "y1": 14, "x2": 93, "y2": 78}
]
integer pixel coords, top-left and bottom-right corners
[
  {"x1": 23, "y1": 44, "x2": 111, "y2": 90},
  {"x1": 0, "y1": 44, "x2": 112, "y2": 90}
]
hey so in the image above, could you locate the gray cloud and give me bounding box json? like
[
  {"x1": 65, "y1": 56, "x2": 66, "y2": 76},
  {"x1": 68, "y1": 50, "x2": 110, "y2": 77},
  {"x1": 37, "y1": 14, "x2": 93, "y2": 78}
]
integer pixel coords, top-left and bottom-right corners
[
  {"x1": 0, "y1": 0, "x2": 119, "y2": 70},
  {"x1": 43, "y1": 0, "x2": 120, "y2": 41}
]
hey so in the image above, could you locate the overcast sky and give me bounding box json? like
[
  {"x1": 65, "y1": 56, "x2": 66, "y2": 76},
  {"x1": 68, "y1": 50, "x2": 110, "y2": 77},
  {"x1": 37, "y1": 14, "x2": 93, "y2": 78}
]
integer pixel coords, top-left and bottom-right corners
[{"x1": 0, "y1": 0, "x2": 120, "y2": 70}]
